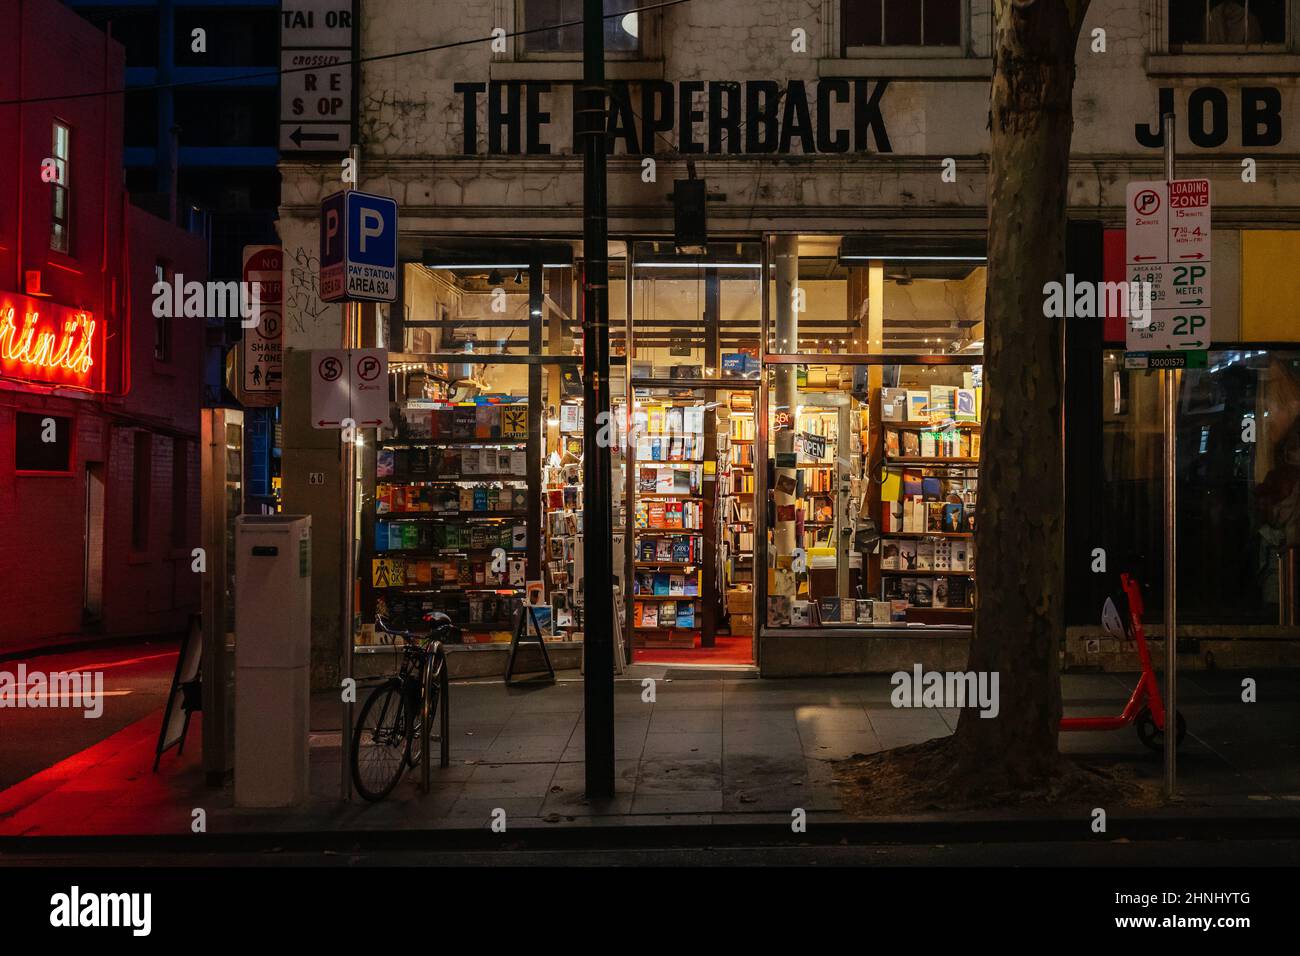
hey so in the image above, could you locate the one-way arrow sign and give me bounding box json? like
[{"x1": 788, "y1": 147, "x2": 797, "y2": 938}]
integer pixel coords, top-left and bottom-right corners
[{"x1": 280, "y1": 122, "x2": 350, "y2": 152}]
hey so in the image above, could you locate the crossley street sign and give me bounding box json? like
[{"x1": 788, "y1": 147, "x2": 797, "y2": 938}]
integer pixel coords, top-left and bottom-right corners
[
  {"x1": 280, "y1": 0, "x2": 354, "y2": 153},
  {"x1": 1125, "y1": 178, "x2": 1212, "y2": 361}
]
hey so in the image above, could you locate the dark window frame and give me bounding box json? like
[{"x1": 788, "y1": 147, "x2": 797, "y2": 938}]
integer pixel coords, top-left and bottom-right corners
[
  {"x1": 1168, "y1": 0, "x2": 1290, "y2": 51},
  {"x1": 517, "y1": 0, "x2": 646, "y2": 59},
  {"x1": 842, "y1": 0, "x2": 965, "y2": 52},
  {"x1": 14, "y1": 412, "x2": 75, "y2": 475},
  {"x1": 154, "y1": 260, "x2": 173, "y2": 362},
  {"x1": 50, "y1": 121, "x2": 71, "y2": 254}
]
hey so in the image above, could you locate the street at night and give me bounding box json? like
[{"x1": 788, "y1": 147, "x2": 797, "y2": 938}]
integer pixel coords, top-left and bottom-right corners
[{"x1": 2, "y1": 0, "x2": 1299, "y2": 941}]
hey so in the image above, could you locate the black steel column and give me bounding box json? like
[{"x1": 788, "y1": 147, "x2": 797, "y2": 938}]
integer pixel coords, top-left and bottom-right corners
[{"x1": 580, "y1": 0, "x2": 615, "y2": 798}]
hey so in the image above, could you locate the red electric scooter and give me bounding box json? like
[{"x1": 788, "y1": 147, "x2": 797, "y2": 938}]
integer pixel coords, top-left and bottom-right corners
[{"x1": 1060, "y1": 571, "x2": 1186, "y2": 751}]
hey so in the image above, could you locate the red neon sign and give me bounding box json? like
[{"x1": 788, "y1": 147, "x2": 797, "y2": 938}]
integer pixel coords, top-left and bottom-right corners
[{"x1": 0, "y1": 294, "x2": 100, "y2": 389}]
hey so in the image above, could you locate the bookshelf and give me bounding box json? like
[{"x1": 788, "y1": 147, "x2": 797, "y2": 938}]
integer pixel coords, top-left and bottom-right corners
[
  {"x1": 630, "y1": 396, "x2": 707, "y2": 650},
  {"x1": 371, "y1": 398, "x2": 535, "y2": 643},
  {"x1": 877, "y1": 383, "x2": 981, "y2": 616}
]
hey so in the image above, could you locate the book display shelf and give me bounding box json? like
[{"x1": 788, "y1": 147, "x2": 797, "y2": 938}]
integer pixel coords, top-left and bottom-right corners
[
  {"x1": 370, "y1": 396, "x2": 534, "y2": 645},
  {"x1": 631, "y1": 395, "x2": 707, "y2": 650}
]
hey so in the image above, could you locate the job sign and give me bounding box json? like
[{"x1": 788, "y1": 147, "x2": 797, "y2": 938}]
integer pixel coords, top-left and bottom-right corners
[{"x1": 319, "y1": 190, "x2": 399, "y2": 303}]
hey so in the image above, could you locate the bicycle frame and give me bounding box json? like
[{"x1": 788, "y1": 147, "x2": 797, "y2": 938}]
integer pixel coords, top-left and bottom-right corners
[{"x1": 1060, "y1": 572, "x2": 1169, "y2": 733}]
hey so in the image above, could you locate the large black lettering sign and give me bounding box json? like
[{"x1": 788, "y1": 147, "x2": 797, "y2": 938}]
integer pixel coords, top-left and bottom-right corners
[
  {"x1": 453, "y1": 79, "x2": 892, "y2": 156},
  {"x1": 1135, "y1": 86, "x2": 1283, "y2": 148}
]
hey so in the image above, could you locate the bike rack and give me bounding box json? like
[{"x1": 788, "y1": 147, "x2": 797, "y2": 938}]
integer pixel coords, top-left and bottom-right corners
[{"x1": 419, "y1": 653, "x2": 451, "y2": 795}]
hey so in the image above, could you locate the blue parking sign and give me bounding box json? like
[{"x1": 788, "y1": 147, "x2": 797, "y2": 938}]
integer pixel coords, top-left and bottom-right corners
[{"x1": 319, "y1": 190, "x2": 398, "y2": 303}]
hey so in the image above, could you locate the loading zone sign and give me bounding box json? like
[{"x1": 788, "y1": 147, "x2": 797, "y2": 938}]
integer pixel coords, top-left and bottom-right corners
[
  {"x1": 1125, "y1": 178, "x2": 1212, "y2": 354},
  {"x1": 320, "y1": 191, "x2": 399, "y2": 303}
]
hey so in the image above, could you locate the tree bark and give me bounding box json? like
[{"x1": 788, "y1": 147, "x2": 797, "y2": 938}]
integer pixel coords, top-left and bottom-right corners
[{"x1": 951, "y1": 0, "x2": 1091, "y2": 788}]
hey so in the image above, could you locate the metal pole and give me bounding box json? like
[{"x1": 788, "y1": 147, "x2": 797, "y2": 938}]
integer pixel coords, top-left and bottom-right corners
[
  {"x1": 341, "y1": 145, "x2": 361, "y2": 801},
  {"x1": 580, "y1": 0, "x2": 615, "y2": 799},
  {"x1": 1161, "y1": 112, "x2": 1177, "y2": 798}
]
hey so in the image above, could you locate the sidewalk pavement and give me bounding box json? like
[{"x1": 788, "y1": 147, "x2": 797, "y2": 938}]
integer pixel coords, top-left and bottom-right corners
[{"x1": 2, "y1": 669, "x2": 1298, "y2": 840}]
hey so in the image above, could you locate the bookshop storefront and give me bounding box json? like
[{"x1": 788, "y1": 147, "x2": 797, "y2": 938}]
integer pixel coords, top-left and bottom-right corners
[{"x1": 364, "y1": 230, "x2": 987, "y2": 675}]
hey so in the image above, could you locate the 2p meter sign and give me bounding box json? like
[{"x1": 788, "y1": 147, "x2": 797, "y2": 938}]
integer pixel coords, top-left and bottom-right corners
[{"x1": 319, "y1": 191, "x2": 399, "y2": 303}]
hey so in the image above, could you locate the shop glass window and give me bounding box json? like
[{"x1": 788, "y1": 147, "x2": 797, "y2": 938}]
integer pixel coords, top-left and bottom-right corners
[
  {"x1": 628, "y1": 241, "x2": 763, "y2": 382},
  {"x1": 520, "y1": 0, "x2": 640, "y2": 54},
  {"x1": 15, "y1": 413, "x2": 73, "y2": 473},
  {"x1": 374, "y1": 244, "x2": 615, "y2": 644},
  {"x1": 1169, "y1": 0, "x2": 1288, "y2": 47},
  {"x1": 843, "y1": 0, "x2": 963, "y2": 49},
  {"x1": 765, "y1": 236, "x2": 986, "y2": 358},
  {"x1": 1101, "y1": 350, "x2": 1300, "y2": 625},
  {"x1": 132, "y1": 431, "x2": 153, "y2": 552},
  {"x1": 50, "y1": 122, "x2": 71, "y2": 253},
  {"x1": 765, "y1": 361, "x2": 981, "y2": 629}
]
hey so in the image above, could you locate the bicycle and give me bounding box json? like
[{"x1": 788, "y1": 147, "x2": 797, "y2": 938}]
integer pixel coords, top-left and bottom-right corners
[{"x1": 351, "y1": 611, "x2": 457, "y2": 802}]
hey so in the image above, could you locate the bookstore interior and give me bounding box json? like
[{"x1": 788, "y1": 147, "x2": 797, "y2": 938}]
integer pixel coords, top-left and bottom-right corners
[{"x1": 362, "y1": 235, "x2": 986, "y2": 669}]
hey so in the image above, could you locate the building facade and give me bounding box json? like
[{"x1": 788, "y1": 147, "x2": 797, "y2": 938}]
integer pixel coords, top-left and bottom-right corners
[
  {"x1": 277, "y1": 0, "x2": 1300, "y2": 680},
  {"x1": 0, "y1": 0, "x2": 207, "y2": 651},
  {"x1": 70, "y1": 0, "x2": 285, "y2": 512}
]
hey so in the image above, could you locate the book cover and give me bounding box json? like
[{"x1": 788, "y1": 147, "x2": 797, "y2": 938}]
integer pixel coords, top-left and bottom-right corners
[
  {"x1": 927, "y1": 502, "x2": 947, "y2": 532},
  {"x1": 899, "y1": 541, "x2": 918, "y2": 570},
  {"x1": 943, "y1": 503, "x2": 965, "y2": 533},
  {"x1": 916, "y1": 540, "x2": 934, "y2": 571},
  {"x1": 951, "y1": 541, "x2": 968, "y2": 571},
  {"x1": 902, "y1": 431, "x2": 921, "y2": 457},
  {"x1": 912, "y1": 577, "x2": 933, "y2": 607},
  {"x1": 933, "y1": 540, "x2": 952, "y2": 571},
  {"x1": 676, "y1": 603, "x2": 695, "y2": 628},
  {"x1": 377, "y1": 449, "x2": 394, "y2": 478},
  {"x1": 932, "y1": 577, "x2": 949, "y2": 608},
  {"x1": 920, "y1": 432, "x2": 936, "y2": 458},
  {"x1": 817, "y1": 596, "x2": 841, "y2": 625},
  {"x1": 873, "y1": 601, "x2": 892, "y2": 624},
  {"x1": 881, "y1": 388, "x2": 907, "y2": 422},
  {"x1": 653, "y1": 573, "x2": 671, "y2": 596},
  {"x1": 668, "y1": 573, "x2": 685, "y2": 596},
  {"x1": 929, "y1": 385, "x2": 956, "y2": 422},
  {"x1": 921, "y1": 477, "x2": 942, "y2": 500},
  {"x1": 880, "y1": 540, "x2": 900, "y2": 570},
  {"x1": 890, "y1": 599, "x2": 909, "y2": 622},
  {"x1": 884, "y1": 429, "x2": 901, "y2": 457},
  {"x1": 856, "y1": 599, "x2": 874, "y2": 624},
  {"x1": 906, "y1": 390, "x2": 930, "y2": 422},
  {"x1": 767, "y1": 596, "x2": 791, "y2": 626},
  {"x1": 790, "y1": 601, "x2": 811, "y2": 626},
  {"x1": 955, "y1": 388, "x2": 977, "y2": 421}
]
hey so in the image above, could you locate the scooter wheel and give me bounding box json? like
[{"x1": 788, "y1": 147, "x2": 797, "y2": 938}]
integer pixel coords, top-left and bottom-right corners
[{"x1": 1135, "y1": 707, "x2": 1187, "y2": 751}]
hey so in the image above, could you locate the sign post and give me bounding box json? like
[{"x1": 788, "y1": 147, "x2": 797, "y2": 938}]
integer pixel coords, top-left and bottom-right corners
[
  {"x1": 1127, "y1": 115, "x2": 1204, "y2": 798},
  {"x1": 317, "y1": 165, "x2": 398, "y2": 801}
]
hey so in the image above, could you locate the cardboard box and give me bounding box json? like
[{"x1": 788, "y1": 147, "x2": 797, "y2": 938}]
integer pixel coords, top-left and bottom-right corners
[
  {"x1": 726, "y1": 587, "x2": 754, "y2": 614},
  {"x1": 730, "y1": 613, "x2": 754, "y2": 636}
]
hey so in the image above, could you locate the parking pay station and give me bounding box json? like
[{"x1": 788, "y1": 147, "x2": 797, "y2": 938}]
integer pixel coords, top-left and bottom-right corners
[{"x1": 234, "y1": 515, "x2": 312, "y2": 807}]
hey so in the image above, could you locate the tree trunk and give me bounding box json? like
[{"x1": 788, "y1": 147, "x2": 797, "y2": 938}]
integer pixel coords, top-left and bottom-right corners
[{"x1": 951, "y1": 0, "x2": 1091, "y2": 788}]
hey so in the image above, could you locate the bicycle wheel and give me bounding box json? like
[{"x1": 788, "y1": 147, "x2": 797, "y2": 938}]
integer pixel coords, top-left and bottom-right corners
[{"x1": 352, "y1": 679, "x2": 411, "y2": 802}]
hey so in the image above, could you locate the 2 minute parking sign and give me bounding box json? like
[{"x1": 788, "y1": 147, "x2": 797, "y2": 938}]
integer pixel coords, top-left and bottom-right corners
[{"x1": 319, "y1": 190, "x2": 399, "y2": 303}]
